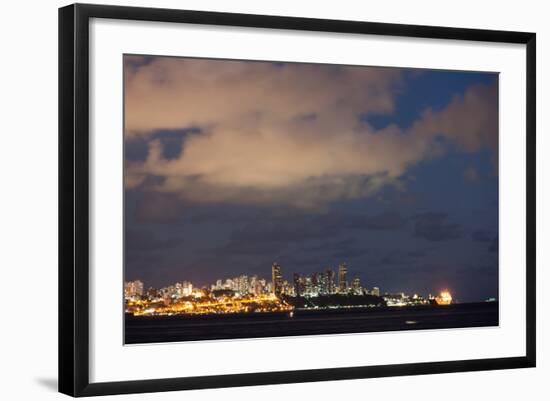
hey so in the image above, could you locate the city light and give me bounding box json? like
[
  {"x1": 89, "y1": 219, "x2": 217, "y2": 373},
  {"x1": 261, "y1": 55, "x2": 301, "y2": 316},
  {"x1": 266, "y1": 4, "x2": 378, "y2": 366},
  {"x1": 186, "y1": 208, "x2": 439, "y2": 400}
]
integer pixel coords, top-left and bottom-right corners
[
  {"x1": 435, "y1": 290, "x2": 453, "y2": 305},
  {"x1": 125, "y1": 263, "x2": 454, "y2": 316}
]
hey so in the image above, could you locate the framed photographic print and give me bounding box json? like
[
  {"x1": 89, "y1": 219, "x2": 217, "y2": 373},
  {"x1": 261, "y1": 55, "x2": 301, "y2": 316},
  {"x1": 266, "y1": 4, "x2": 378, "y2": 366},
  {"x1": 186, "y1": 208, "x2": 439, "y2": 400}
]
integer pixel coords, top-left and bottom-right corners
[{"x1": 58, "y1": 3, "x2": 536, "y2": 397}]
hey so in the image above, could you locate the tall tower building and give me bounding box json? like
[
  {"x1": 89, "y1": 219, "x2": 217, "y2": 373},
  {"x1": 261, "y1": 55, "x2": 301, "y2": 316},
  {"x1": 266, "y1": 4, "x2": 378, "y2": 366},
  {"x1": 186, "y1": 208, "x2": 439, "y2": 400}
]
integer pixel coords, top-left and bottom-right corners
[
  {"x1": 317, "y1": 272, "x2": 328, "y2": 295},
  {"x1": 293, "y1": 273, "x2": 303, "y2": 297},
  {"x1": 326, "y1": 269, "x2": 335, "y2": 294},
  {"x1": 237, "y1": 275, "x2": 249, "y2": 294},
  {"x1": 338, "y1": 263, "x2": 348, "y2": 293},
  {"x1": 304, "y1": 276, "x2": 313, "y2": 297},
  {"x1": 351, "y1": 277, "x2": 361, "y2": 295},
  {"x1": 272, "y1": 262, "x2": 283, "y2": 296}
]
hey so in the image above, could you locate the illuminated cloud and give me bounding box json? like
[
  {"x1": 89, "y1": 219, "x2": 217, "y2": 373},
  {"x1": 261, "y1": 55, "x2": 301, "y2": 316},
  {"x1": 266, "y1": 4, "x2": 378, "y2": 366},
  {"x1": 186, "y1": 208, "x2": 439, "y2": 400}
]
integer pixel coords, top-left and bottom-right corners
[
  {"x1": 124, "y1": 56, "x2": 401, "y2": 135},
  {"x1": 124, "y1": 56, "x2": 497, "y2": 209}
]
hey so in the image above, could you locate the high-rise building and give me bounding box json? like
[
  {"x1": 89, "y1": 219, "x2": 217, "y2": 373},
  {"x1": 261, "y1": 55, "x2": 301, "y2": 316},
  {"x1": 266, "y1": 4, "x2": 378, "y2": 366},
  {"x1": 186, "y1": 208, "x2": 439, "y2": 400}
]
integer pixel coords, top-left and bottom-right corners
[
  {"x1": 304, "y1": 276, "x2": 313, "y2": 297},
  {"x1": 338, "y1": 263, "x2": 348, "y2": 293},
  {"x1": 310, "y1": 273, "x2": 320, "y2": 297},
  {"x1": 372, "y1": 286, "x2": 380, "y2": 297},
  {"x1": 237, "y1": 275, "x2": 249, "y2": 294},
  {"x1": 146, "y1": 287, "x2": 159, "y2": 299},
  {"x1": 249, "y1": 275, "x2": 258, "y2": 295},
  {"x1": 351, "y1": 277, "x2": 361, "y2": 295},
  {"x1": 293, "y1": 273, "x2": 303, "y2": 297},
  {"x1": 282, "y1": 280, "x2": 295, "y2": 296},
  {"x1": 175, "y1": 282, "x2": 184, "y2": 297},
  {"x1": 317, "y1": 272, "x2": 328, "y2": 295},
  {"x1": 230, "y1": 277, "x2": 240, "y2": 292},
  {"x1": 326, "y1": 269, "x2": 335, "y2": 294},
  {"x1": 181, "y1": 281, "x2": 193, "y2": 296},
  {"x1": 311, "y1": 272, "x2": 318, "y2": 288},
  {"x1": 124, "y1": 280, "x2": 144, "y2": 299},
  {"x1": 258, "y1": 278, "x2": 267, "y2": 293},
  {"x1": 223, "y1": 278, "x2": 233, "y2": 290},
  {"x1": 272, "y1": 263, "x2": 283, "y2": 296}
]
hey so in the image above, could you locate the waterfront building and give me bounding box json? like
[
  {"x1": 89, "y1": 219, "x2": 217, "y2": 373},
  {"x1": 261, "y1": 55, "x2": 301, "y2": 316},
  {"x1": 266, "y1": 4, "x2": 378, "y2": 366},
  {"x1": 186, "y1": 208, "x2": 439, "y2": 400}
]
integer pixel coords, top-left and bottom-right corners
[
  {"x1": 181, "y1": 281, "x2": 193, "y2": 296},
  {"x1": 304, "y1": 276, "x2": 313, "y2": 297},
  {"x1": 326, "y1": 269, "x2": 335, "y2": 294},
  {"x1": 272, "y1": 263, "x2": 283, "y2": 296},
  {"x1": 237, "y1": 274, "x2": 249, "y2": 295},
  {"x1": 351, "y1": 277, "x2": 362, "y2": 295},
  {"x1": 338, "y1": 263, "x2": 348, "y2": 293},
  {"x1": 124, "y1": 280, "x2": 144, "y2": 298},
  {"x1": 318, "y1": 271, "x2": 328, "y2": 295}
]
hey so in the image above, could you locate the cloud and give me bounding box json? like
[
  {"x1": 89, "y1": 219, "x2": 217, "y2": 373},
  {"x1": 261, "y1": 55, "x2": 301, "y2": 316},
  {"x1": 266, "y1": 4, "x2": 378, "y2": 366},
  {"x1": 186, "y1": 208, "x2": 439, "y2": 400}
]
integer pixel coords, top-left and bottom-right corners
[
  {"x1": 410, "y1": 83, "x2": 498, "y2": 154},
  {"x1": 124, "y1": 56, "x2": 401, "y2": 135},
  {"x1": 133, "y1": 191, "x2": 186, "y2": 223},
  {"x1": 305, "y1": 238, "x2": 369, "y2": 260},
  {"x1": 378, "y1": 248, "x2": 427, "y2": 266},
  {"x1": 414, "y1": 212, "x2": 462, "y2": 241},
  {"x1": 380, "y1": 253, "x2": 408, "y2": 266},
  {"x1": 463, "y1": 166, "x2": 480, "y2": 183},
  {"x1": 472, "y1": 229, "x2": 493, "y2": 242},
  {"x1": 350, "y1": 211, "x2": 407, "y2": 230},
  {"x1": 125, "y1": 56, "x2": 498, "y2": 209},
  {"x1": 230, "y1": 214, "x2": 340, "y2": 244},
  {"x1": 331, "y1": 247, "x2": 369, "y2": 259},
  {"x1": 125, "y1": 228, "x2": 183, "y2": 251},
  {"x1": 407, "y1": 249, "x2": 427, "y2": 258}
]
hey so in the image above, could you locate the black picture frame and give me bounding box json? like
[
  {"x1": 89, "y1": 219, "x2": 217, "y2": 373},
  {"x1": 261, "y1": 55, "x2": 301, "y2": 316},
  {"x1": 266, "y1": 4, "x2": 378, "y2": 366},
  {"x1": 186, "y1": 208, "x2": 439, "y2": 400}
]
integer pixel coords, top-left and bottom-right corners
[{"x1": 59, "y1": 3, "x2": 536, "y2": 397}]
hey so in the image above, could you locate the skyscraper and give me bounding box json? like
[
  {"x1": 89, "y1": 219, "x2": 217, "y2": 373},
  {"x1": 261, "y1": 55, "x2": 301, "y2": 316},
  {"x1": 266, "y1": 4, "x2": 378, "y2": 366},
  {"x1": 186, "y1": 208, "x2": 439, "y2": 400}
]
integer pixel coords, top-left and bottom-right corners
[
  {"x1": 304, "y1": 276, "x2": 313, "y2": 297},
  {"x1": 351, "y1": 277, "x2": 361, "y2": 295},
  {"x1": 237, "y1": 275, "x2": 249, "y2": 294},
  {"x1": 310, "y1": 272, "x2": 320, "y2": 297},
  {"x1": 182, "y1": 281, "x2": 193, "y2": 296},
  {"x1": 317, "y1": 272, "x2": 328, "y2": 295},
  {"x1": 293, "y1": 273, "x2": 302, "y2": 297},
  {"x1": 326, "y1": 269, "x2": 335, "y2": 294},
  {"x1": 272, "y1": 262, "x2": 283, "y2": 296},
  {"x1": 338, "y1": 263, "x2": 348, "y2": 293},
  {"x1": 249, "y1": 275, "x2": 258, "y2": 295}
]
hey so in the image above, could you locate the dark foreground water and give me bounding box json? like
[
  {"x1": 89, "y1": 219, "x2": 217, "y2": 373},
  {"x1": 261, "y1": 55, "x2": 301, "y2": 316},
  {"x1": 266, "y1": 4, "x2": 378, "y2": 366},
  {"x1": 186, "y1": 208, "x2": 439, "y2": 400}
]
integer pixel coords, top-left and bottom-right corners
[{"x1": 125, "y1": 302, "x2": 498, "y2": 344}]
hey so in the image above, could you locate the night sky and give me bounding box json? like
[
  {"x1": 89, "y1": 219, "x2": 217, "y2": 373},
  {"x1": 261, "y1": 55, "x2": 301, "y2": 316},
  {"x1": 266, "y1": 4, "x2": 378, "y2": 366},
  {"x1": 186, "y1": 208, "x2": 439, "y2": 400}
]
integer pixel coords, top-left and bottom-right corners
[{"x1": 124, "y1": 55, "x2": 498, "y2": 302}]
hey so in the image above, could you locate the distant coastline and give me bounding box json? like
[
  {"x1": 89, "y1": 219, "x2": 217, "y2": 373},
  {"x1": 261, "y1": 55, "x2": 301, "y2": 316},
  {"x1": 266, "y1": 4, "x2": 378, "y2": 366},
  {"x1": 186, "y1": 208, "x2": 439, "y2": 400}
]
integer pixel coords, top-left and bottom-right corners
[{"x1": 125, "y1": 300, "x2": 493, "y2": 319}]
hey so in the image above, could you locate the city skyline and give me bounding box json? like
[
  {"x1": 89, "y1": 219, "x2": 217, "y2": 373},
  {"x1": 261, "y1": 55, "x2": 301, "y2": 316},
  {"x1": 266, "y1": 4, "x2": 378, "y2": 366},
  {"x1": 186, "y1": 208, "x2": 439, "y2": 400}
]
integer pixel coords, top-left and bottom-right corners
[
  {"x1": 127, "y1": 262, "x2": 377, "y2": 297},
  {"x1": 125, "y1": 261, "x2": 464, "y2": 305},
  {"x1": 123, "y1": 261, "x2": 449, "y2": 319},
  {"x1": 124, "y1": 55, "x2": 499, "y2": 303}
]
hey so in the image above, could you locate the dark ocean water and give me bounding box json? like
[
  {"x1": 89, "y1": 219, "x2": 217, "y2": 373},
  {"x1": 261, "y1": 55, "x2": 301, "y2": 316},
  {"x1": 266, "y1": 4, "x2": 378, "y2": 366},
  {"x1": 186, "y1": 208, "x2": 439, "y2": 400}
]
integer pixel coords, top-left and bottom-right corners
[{"x1": 124, "y1": 302, "x2": 498, "y2": 344}]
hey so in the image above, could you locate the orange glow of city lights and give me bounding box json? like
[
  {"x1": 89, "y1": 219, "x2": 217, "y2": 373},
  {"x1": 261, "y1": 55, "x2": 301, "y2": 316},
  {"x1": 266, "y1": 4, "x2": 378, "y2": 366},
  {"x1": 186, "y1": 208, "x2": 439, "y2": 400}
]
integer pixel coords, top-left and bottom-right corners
[{"x1": 435, "y1": 290, "x2": 453, "y2": 305}]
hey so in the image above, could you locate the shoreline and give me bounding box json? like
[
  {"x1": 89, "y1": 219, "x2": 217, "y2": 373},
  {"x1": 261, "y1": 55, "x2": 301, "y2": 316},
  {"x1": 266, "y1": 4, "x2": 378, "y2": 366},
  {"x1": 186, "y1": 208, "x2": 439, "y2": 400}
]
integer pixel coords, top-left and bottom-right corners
[{"x1": 125, "y1": 301, "x2": 497, "y2": 320}]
